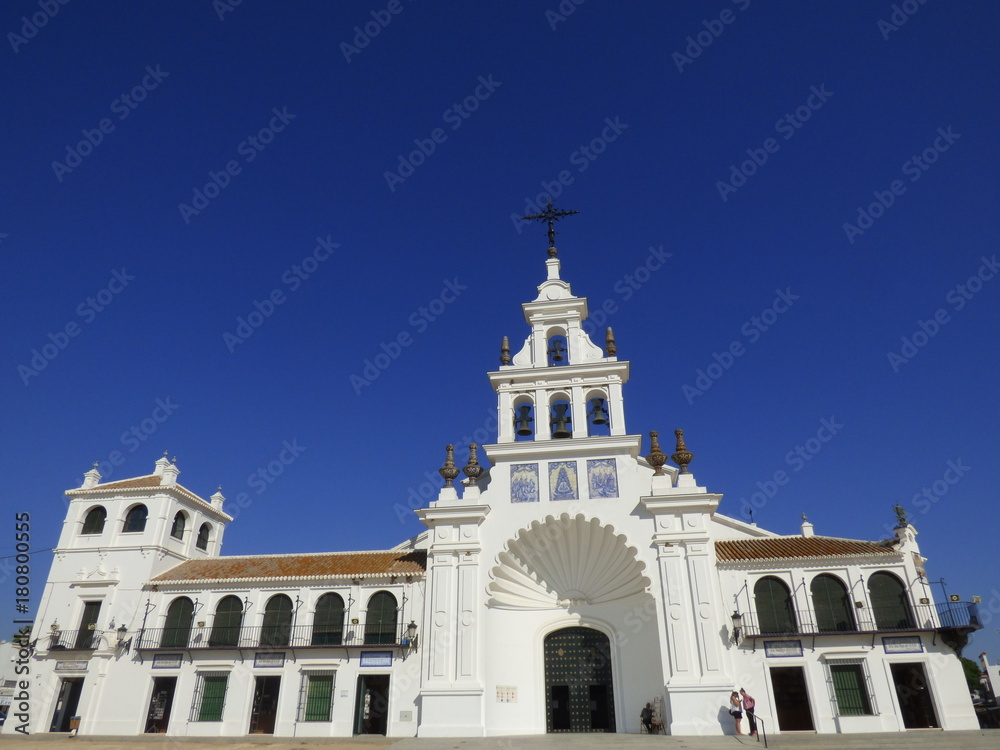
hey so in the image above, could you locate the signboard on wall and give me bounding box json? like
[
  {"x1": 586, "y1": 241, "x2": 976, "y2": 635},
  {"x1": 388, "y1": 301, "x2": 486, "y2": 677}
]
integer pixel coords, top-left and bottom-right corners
[
  {"x1": 54, "y1": 661, "x2": 89, "y2": 672},
  {"x1": 254, "y1": 652, "x2": 286, "y2": 668},
  {"x1": 882, "y1": 636, "x2": 923, "y2": 654},
  {"x1": 152, "y1": 653, "x2": 183, "y2": 669},
  {"x1": 763, "y1": 640, "x2": 803, "y2": 658},
  {"x1": 360, "y1": 651, "x2": 392, "y2": 667}
]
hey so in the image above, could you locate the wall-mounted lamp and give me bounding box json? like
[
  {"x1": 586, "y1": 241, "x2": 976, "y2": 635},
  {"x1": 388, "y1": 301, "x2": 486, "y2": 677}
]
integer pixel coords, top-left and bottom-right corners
[
  {"x1": 730, "y1": 611, "x2": 743, "y2": 642},
  {"x1": 116, "y1": 625, "x2": 131, "y2": 654},
  {"x1": 405, "y1": 621, "x2": 418, "y2": 648}
]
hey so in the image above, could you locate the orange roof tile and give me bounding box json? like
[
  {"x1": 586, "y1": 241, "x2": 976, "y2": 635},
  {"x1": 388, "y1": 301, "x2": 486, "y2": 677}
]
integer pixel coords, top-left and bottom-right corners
[
  {"x1": 150, "y1": 549, "x2": 427, "y2": 584},
  {"x1": 716, "y1": 536, "x2": 899, "y2": 562}
]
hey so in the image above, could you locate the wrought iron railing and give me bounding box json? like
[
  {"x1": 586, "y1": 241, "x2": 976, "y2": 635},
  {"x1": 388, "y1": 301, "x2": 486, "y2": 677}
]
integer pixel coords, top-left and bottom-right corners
[
  {"x1": 45, "y1": 629, "x2": 101, "y2": 651},
  {"x1": 739, "y1": 602, "x2": 980, "y2": 638},
  {"x1": 135, "y1": 622, "x2": 412, "y2": 650}
]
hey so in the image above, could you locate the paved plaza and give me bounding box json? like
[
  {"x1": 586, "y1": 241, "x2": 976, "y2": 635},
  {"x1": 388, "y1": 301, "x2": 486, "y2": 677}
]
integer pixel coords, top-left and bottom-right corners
[{"x1": 1, "y1": 730, "x2": 999, "y2": 750}]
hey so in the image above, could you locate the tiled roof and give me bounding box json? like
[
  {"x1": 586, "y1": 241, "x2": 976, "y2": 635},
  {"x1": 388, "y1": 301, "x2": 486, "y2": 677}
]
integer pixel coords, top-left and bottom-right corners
[
  {"x1": 716, "y1": 536, "x2": 899, "y2": 562},
  {"x1": 150, "y1": 549, "x2": 427, "y2": 584},
  {"x1": 84, "y1": 474, "x2": 164, "y2": 490}
]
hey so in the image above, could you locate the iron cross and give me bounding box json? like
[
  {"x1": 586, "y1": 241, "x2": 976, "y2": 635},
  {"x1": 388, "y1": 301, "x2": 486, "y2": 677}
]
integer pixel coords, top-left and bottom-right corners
[{"x1": 521, "y1": 201, "x2": 579, "y2": 249}]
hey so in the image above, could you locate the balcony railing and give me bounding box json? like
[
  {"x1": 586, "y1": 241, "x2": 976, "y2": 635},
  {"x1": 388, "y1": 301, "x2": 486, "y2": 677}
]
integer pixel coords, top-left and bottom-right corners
[
  {"x1": 45, "y1": 629, "x2": 101, "y2": 651},
  {"x1": 135, "y1": 622, "x2": 412, "y2": 651},
  {"x1": 740, "y1": 602, "x2": 981, "y2": 638}
]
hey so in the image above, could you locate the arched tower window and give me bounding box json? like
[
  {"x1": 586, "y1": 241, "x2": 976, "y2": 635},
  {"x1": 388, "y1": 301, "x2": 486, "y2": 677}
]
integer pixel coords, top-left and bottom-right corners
[
  {"x1": 549, "y1": 394, "x2": 572, "y2": 439},
  {"x1": 868, "y1": 571, "x2": 913, "y2": 629},
  {"x1": 261, "y1": 594, "x2": 293, "y2": 647},
  {"x1": 811, "y1": 574, "x2": 854, "y2": 632},
  {"x1": 754, "y1": 576, "x2": 797, "y2": 634},
  {"x1": 170, "y1": 511, "x2": 187, "y2": 540},
  {"x1": 364, "y1": 591, "x2": 398, "y2": 644},
  {"x1": 546, "y1": 331, "x2": 568, "y2": 366},
  {"x1": 81, "y1": 506, "x2": 106, "y2": 535},
  {"x1": 210, "y1": 596, "x2": 243, "y2": 647},
  {"x1": 585, "y1": 390, "x2": 611, "y2": 437},
  {"x1": 161, "y1": 597, "x2": 193, "y2": 648},
  {"x1": 196, "y1": 523, "x2": 211, "y2": 551},
  {"x1": 122, "y1": 504, "x2": 148, "y2": 533},
  {"x1": 312, "y1": 593, "x2": 345, "y2": 645},
  {"x1": 513, "y1": 396, "x2": 535, "y2": 440}
]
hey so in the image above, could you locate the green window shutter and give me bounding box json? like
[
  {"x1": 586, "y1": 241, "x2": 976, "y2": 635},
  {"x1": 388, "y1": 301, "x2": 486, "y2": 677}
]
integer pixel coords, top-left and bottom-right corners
[
  {"x1": 198, "y1": 675, "x2": 228, "y2": 721},
  {"x1": 304, "y1": 675, "x2": 334, "y2": 721},
  {"x1": 830, "y1": 664, "x2": 872, "y2": 716}
]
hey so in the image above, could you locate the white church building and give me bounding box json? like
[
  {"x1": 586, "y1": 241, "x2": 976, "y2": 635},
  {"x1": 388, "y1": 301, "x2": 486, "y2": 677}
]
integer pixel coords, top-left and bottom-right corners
[{"x1": 10, "y1": 222, "x2": 982, "y2": 738}]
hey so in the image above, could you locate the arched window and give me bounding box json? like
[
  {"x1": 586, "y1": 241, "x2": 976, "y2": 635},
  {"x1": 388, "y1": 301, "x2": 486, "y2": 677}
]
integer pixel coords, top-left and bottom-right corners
[
  {"x1": 81, "y1": 507, "x2": 106, "y2": 535},
  {"x1": 161, "y1": 597, "x2": 193, "y2": 648},
  {"x1": 209, "y1": 596, "x2": 243, "y2": 647},
  {"x1": 196, "y1": 523, "x2": 211, "y2": 551},
  {"x1": 754, "y1": 577, "x2": 797, "y2": 634},
  {"x1": 170, "y1": 512, "x2": 186, "y2": 540},
  {"x1": 261, "y1": 594, "x2": 293, "y2": 647},
  {"x1": 811, "y1": 574, "x2": 855, "y2": 632},
  {"x1": 312, "y1": 593, "x2": 345, "y2": 645},
  {"x1": 364, "y1": 591, "x2": 398, "y2": 644},
  {"x1": 868, "y1": 571, "x2": 913, "y2": 629},
  {"x1": 122, "y1": 504, "x2": 148, "y2": 533},
  {"x1": 549, "y1": 398, "x2": 572, "y2": 439}
]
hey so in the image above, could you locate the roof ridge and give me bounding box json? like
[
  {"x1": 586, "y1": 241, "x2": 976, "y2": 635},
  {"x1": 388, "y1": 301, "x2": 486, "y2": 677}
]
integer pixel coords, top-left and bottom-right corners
[{"x1": 181, "y1": 549, "x2": 416, "y2": 562}]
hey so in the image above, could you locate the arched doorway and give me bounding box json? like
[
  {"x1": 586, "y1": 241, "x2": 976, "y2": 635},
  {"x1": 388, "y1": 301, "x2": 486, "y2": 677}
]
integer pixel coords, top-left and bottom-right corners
[{"x1": 544, "y1": 626, "x2": 616, "y2": 733}]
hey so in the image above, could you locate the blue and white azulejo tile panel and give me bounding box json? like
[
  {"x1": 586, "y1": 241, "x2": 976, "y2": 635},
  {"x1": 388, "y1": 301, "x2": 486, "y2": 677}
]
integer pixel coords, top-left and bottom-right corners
[
  {"x1": 587, "y1": 458, "x2": 619, "y2": 498},
  {"x1": 549, "y1": 461, "x2": 578, "y2": 501},
  {"x1": 510, "y1": 463, "x2": 539, "y2": 503}
]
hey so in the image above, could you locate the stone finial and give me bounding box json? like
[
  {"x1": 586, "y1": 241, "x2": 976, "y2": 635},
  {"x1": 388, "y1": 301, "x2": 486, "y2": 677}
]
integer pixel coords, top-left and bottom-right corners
[
  {"x1": 153, "y1": 453, "x2": 170, "y2": 476},
  {"x1": 671, "y1": 428, "x2": 693, "y2": 474},
  {"x1": 462, "y1": 443, "x2": 483, "y2": 486},
  {"x1": 800, "y1": 514, "x2": 815, "y2": 538},
  {"x1": 82, "y1": 463, "x2": 102, "y2": 489},
  {"x1": 893, "y1": 504, "x2": 908, "y2": 529},
  {"x1": 605, "y1": 327, "x2": 617, "y2": 356},
  {"x1": 647, "y1": 431, "x2": 667, "y2": 476},
  {"x1": 210, "y1": 486, "x2": 225, "y2": 509},
  {"x1": 161, "y1": 459, "x2": 180, "y2": 487},
  {"x1": 500, "y1": 336, "x2": 511, "y2": 365},
  {"x1": 439, "y1": 444, "x2": 460, "y2": 487}
]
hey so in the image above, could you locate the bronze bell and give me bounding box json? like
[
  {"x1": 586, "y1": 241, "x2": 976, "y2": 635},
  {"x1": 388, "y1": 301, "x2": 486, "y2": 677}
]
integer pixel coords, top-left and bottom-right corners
[
  {"x1": 514, "y1": 404, "x2": 534, "y2": 436},
  {"x1": 588, "y1": 397, "x2": 609, "y2": 425},
  {"x1": 547, "y1": 338, "x2": 566, "y2": 363},
  {"x1": 551, "y1": 403, "x2": 572, "y2": 439}
]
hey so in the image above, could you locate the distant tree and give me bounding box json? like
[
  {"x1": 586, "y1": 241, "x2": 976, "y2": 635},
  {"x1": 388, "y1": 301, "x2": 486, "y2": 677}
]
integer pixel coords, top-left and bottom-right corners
[{"x1": 960, "y1": 656, "x2": 983, "y2": 693}]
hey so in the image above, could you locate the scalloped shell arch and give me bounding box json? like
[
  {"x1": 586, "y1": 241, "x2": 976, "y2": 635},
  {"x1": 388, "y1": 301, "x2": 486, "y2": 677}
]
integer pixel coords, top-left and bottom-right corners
[{"x1": 488, "y1": 513, "x2": 649, "y2": 610}]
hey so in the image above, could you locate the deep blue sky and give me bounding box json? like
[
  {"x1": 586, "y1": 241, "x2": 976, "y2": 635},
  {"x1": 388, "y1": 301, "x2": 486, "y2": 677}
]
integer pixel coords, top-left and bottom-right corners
[{"x1": 3, "y1": 3, "x2": 998, "y2": 660}]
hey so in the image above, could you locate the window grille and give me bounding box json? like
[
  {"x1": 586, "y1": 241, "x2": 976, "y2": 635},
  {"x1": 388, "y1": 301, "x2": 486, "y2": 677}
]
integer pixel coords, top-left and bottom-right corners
[
  {"x1": 297, "y1": 671, "x2": 336, "y2": 721},
  {"x1": 190, "y1": 672, "x2": 229, "y2": 722},
  {"x1": 826, "y1": 659, "x2": 876, "y2": 716}
]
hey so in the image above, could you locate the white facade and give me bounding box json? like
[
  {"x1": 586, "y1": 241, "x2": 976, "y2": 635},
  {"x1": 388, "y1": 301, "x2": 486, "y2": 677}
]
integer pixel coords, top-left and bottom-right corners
[{"x1": 9, "y1": 249, "x2": 980, "y2": 738}]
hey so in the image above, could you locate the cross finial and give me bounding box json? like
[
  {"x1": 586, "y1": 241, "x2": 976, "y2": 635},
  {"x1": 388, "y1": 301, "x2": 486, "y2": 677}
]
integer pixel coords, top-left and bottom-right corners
[{"x1": 521, "y1": 201, "x2": 579, "y2": 256}]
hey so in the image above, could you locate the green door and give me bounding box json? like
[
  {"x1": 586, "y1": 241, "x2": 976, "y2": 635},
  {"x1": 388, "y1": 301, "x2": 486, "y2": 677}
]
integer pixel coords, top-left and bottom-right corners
[{"x1": 544, "y1": 627, "x2": 616, "y2": 733}]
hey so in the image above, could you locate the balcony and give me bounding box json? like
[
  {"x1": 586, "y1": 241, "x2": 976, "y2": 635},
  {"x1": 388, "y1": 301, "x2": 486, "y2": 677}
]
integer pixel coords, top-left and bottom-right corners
[
  {"x1": 739, "y1": 602, "x2": 982, "y2": 638},
  {"x1": 45, "y1": 629, "x2": 101, "y2": 651},
  {"x1": 135, "y1": 622, "x2": 413, "y2": 651}
]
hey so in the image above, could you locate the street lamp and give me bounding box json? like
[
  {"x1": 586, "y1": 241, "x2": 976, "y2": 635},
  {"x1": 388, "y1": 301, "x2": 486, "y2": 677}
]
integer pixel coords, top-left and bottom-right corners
[{"x1": 731, "y1": 611, "x2": 743, "y2": 642}]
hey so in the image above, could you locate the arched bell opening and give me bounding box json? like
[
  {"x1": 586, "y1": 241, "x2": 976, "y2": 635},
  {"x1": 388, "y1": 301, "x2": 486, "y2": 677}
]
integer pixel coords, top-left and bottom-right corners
[
  {"x1": 548, "y1": 394, "x2": 572, "y2": 439},
  {"x1": 512, "y1": 395, "x2": 535, "y2": 441},
  {"x1": 545, "y1": 328, "x2": 569, "y2": 367},
  {"x1": 585, "y1": 389, "x2": 611, "y2": 437}
]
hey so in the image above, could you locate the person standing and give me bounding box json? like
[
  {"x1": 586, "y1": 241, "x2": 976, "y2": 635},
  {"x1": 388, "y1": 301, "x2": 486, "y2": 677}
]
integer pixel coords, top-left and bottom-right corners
[
  {"x1": 729, "y1": 691, "x2": 743, "y2": 734},
  {"x1": 741, "y1": 688, "x2": 757, "y2": 736}
]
